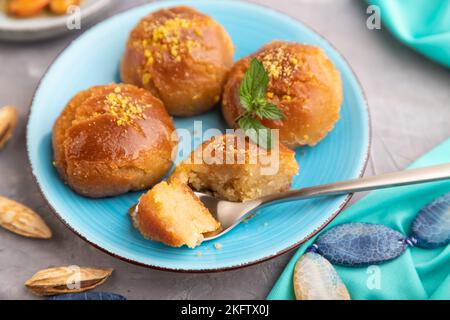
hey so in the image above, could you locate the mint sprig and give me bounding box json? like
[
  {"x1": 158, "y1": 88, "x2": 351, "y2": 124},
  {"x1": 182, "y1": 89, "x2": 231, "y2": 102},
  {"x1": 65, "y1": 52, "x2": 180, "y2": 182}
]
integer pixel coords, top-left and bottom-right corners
[{"x1": 236, "y1": 58, "x2": 284, "y2": 149}]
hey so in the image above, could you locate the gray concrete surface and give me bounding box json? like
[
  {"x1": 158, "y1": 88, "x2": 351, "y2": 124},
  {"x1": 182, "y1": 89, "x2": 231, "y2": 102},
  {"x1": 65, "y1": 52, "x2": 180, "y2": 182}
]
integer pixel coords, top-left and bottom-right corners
[{"x1": 0, "y1": 0, "x2": 449, "y2": 300}]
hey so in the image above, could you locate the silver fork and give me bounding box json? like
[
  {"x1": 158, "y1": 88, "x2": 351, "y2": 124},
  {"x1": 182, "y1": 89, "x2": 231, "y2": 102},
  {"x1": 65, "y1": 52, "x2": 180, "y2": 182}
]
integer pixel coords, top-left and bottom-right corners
[{"x1": 197, "y1": 163, "x2": 450, "y2": 241}]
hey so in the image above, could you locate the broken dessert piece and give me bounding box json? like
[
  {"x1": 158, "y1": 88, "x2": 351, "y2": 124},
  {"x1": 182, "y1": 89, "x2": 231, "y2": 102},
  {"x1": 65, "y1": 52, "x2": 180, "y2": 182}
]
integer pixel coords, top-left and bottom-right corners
[
  {"x1": 169, "y1": 134, "x2": 299, "y2": 202},
  {"x1": 130, "y1": 181, "x2": 221, "y2": 248}
]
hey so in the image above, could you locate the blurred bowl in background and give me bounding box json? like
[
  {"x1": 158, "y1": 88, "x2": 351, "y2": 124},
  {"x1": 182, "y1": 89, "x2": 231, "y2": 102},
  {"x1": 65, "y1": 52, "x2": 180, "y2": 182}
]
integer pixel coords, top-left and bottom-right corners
[{"x1": 0, "y1": 0, "x2": 114, "y2": 42}]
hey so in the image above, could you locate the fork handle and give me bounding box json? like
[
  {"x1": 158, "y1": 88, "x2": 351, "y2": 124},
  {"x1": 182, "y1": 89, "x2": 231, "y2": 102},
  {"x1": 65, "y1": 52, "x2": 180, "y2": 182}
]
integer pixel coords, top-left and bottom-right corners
[{"x1": 258, "y1": 163, "x2": 450, "y2": 206}]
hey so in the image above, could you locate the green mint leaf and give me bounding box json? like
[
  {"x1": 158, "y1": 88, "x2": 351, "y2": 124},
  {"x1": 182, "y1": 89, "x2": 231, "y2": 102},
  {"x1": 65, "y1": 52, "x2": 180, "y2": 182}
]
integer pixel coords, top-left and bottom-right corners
[
  {"x1": 237, "y1": 115, "x2": 272, "y2": 149},
  {"x1": 237, "y1": 114, "x2": 262, "y2": 131},
  {"x1": 255, "y1": 102, "x2": 284, "y2": 120},
  {"x1": 239, "y1": 58, "x2": 269, "y2": 104},
  {"x1": 251, "y1": 59, "x2": 269, "y2": 100},
  {"x1": 239, "y1": 93, "x2": 253, "y2": 112},
  {"x1": 236, "y1": 57, "x2": 285, "y2": 150}
]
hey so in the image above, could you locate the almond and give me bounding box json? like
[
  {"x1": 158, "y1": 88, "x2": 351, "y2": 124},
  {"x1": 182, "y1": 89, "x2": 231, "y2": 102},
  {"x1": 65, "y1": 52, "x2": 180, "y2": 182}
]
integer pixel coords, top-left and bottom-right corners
[
  {"x1": 25, "y1": 266, "x2": 114, "y2": 296},
  {"x1": 0, "y1": 105, "x2": 18, "y2": 150},
  {"x1": 0, "y1": 196, "x2": 52, "y2": 239},
  {"x1": 49, "y1": 0, "x2": 80, "y2": 15},
  {"x1": 7, "y1": 0, "x2": 51, "y2": 18}
]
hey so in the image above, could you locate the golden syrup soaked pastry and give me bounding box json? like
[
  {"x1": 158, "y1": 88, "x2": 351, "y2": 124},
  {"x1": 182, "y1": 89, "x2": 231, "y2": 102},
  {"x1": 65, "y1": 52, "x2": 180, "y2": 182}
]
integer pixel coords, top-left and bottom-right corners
[
  {"x1": 222, "y1": 41, "x2": 343, "y2": 148},
  {"x1": 169, "y1": 134, "x2": 299, "y2": 202},
  {"x1": 7, "y1": 0, "x2": 50, "y2": 17},
  {"x1": 52, "y1": 83, "x2": 177, "y2": 198},
  {"x1": 121, "y1": 6, "x2": 234, "y2": 116},
  {"x1": 49, "y1": 0, "x2": 81, "y2": 15},
  {"x1": 130, "y1": 181, "x2": 221, "y2": 248},
  {"x1": 7, "y1": 0, "x2": 80, "y2": 17}
]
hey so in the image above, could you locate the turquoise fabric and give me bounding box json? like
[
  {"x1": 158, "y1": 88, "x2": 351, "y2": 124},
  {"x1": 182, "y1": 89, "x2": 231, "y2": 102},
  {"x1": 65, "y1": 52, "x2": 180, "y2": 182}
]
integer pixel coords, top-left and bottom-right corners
[
  {"x1": 368, "y1": 0, "x2": 450, "y2": 67},
  {"x1": 268, "y1": 138, "x2": 450, "y2": 300}
]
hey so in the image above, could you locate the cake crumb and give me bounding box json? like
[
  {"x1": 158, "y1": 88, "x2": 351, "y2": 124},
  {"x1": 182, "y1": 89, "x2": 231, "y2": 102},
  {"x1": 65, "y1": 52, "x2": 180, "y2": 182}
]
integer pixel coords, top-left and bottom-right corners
[
  {"x1": 214, "y1": 243, "x2": 222, "y2": 250},
  {"x1": 195, "y1": 251, "x2": 202, "y2": 257}
]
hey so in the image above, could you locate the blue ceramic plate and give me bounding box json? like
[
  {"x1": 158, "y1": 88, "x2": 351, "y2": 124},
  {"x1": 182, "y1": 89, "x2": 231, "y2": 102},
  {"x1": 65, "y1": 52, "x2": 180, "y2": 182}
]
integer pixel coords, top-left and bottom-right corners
[{"x1": 27, "y1": 0, "x2": 370, "y2": 272}]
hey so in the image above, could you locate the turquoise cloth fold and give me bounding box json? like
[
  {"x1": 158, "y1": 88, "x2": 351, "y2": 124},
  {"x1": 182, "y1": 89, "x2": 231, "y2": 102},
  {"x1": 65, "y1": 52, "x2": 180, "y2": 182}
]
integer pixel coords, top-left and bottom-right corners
[
  {"x1": 369, "y1": 0, "x2": 450, "y2": 68},
  {"x1": 267, "y1": 138, "x2": 450, "y2": 300}
]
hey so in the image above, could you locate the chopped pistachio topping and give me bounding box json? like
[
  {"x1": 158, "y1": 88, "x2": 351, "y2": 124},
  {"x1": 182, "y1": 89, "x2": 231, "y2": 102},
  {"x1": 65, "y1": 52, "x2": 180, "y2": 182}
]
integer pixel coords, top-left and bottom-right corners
[
  {"x1": 258, "y1": 45, "x2": 300, "y2": 83},
  {"x1": 139, "y1": 15, "x2": 203, "y2": 65},
  {"x1": 104, "y1": 88, "x2": 149, "y2": 126}
]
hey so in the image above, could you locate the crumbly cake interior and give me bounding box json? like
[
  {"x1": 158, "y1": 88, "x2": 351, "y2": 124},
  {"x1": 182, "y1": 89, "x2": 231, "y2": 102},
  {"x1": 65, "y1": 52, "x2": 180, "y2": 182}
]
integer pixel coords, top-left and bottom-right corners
[
  {"x1": 170, "y1": 134, "x2": 299, "y2": 202},
  {"x1": 184, "y1": 164, "x2": 294, "y2": 202},
  {"x1": 132, "y1": 181, "x2": 220, "y2": 248}
]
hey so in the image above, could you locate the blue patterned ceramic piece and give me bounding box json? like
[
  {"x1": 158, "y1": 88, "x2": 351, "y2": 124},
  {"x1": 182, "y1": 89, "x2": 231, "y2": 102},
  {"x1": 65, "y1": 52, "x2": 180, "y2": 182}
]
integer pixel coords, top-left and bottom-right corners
[
  {"x1": 411, "y1": 193, "x2": 450, "y2": 249},
  {"x1": 315, "y1": 222, "x2": 407, "y2": 267},
  {"x1": 293, "y1": 252, "x2": 350, "y2": 300},
  {"x1": 48, "y1": 292, "x2": 126, "y2": 300}
]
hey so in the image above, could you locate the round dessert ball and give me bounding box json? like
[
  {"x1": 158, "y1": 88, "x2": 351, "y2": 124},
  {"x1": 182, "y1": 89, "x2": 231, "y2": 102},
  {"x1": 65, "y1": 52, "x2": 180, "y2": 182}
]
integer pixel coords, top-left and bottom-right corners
[
  {"x1": 121, "y1": 6, "x2": 234, "y2": 117},
  {"x1": 222, "y1": 41, "x2": 343, "y2": 148},
  {"x1": 52, "y1": 83, "x2": 177, "y2": 198}
]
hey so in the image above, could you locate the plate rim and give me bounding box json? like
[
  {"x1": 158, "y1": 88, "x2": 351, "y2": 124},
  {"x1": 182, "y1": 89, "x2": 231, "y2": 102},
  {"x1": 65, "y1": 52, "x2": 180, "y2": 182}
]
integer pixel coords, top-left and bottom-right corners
[{"x1": 26, "y1": 0, "x2": 372, "y2": 273}]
